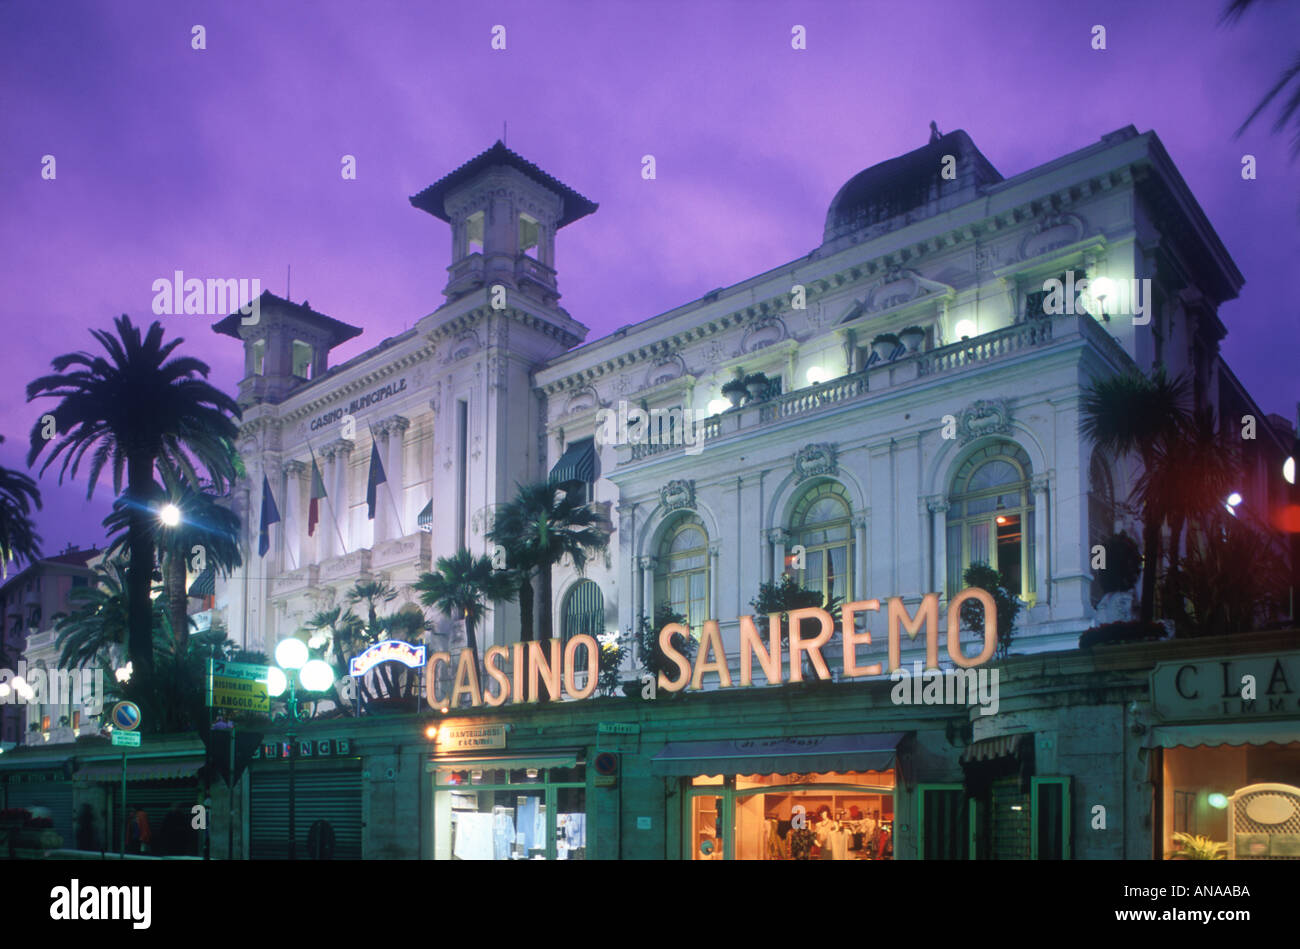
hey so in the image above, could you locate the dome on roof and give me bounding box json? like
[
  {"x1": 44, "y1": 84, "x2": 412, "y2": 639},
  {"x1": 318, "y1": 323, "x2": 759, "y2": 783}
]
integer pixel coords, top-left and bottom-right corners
[{"x1": 823, "y1": 129, "x2": 1001, "y2": 243}]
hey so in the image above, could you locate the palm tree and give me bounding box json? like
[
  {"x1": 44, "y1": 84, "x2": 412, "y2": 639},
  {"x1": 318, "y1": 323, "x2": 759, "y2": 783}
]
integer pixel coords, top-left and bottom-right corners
[
  {"x1": 304, "y1": 606, "x2": 366, "y2": 707},
  {"x1": 487, "y1": 481, "x2": 613, "y2": 645},
  {"x1": 52, "y1": 558, "x2": 171, "y2": 670},
  {"x1": 1079, "y1": 367, "x2": 1193, "y2": 623},
  {"x1": 102, "y1": 474, "x2": 243, "y2": 654},
  {"x1": 415, "y1": 549, "x2": 517, "y2": 683},
  {"x1": 26, "y1": 315, "x2": 242, "y2": 673},
  {"x1": 1222, "y1": 0, "x2": 1300, "y2": 159},
  {"x1": 0, "y1": 434, "x2": 41, "y2": 575},
  {"x1": 1136, "y1": 407, "x2": 1240, "y2": 624},
  {"x1": 346, "y1": 579, "x2": 398, "y2": 631}
]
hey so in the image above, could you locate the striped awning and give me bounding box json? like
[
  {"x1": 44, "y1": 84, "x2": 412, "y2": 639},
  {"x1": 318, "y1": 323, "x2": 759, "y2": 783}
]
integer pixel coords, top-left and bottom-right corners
[
  {"x1": 549, "y1": 437, "x2": 598, "y2": 486},
  {"x1": 651, "y1": 733, "x2": 903, "y2": 777},
  {"x1": 960, "y1": 733, "x2": 1030, "y2": 764},
  {"x1": 74, "y1": 758, "x2": 204, "y2": 782},
  {"x1": 1147, "y1": 723, "x2": 1300, "y2": 750},
  {"x1": 187, "y1": 566, "x2": 215, "y2": 598},
  {"x1": 417, "y1": 500, "x2": 433, "y2": 533}
]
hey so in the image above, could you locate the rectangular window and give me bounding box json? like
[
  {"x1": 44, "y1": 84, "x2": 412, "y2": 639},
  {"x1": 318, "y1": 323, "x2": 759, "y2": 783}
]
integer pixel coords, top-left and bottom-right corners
[
  {"x1": 291, "y1": 341, "x2": 313, "y2": 380},
  {"x1": 432, "y1": 761, "x2": 586, "y2": 860},
  {"x1": 251, "y1": 339, "x2": 266, "y2": 376},
  {"x1": 1031, "y1": 776, "x2": 1070, "y2": 860}
]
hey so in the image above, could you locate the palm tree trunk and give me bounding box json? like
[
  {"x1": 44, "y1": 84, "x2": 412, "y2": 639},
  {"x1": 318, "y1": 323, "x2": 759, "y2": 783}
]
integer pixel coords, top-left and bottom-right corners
[
  {"x1": 166, "y1": 553, "x2": 189, "y2": 655},
  {"x1": 1163, "y1": 513, "x2": 1186, "y2": 630},
  {"x1": 464, "y1": 613, "x2": 481, "y2": 701},
  {"x1": 1140, "y1": 520, "x2": 1160, "y2": 625},
  {"x1": 538, "y1": 564, "x2": 554, "y2": 643},
  {"x1": 126, "y1": 457, "x2": 156, "y2": 674},
  {"x1": 518, "y1": 571, "x2": 534, "y2": 688}
]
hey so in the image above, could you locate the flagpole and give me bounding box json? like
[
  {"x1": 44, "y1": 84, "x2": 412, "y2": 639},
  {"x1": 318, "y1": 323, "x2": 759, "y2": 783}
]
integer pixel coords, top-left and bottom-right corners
[{"x1": 308, "y1": 437, "x2": 349, "y2": 557}]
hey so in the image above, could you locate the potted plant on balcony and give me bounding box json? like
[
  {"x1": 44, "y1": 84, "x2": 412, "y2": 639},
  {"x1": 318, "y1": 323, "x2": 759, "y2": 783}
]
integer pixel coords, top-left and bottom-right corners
[
  {"x1": 869, "y1": 333, "x2": 901, "y2": 363},
  {"x1": 721, "y1": 374, "x2": 748, "y2": 408},
  {"x1": 898, "y1": 325, "x2": 926, "y2": 353},
  {"x1": 742, "y1": 372, "x2": 771, "y2": 402}
]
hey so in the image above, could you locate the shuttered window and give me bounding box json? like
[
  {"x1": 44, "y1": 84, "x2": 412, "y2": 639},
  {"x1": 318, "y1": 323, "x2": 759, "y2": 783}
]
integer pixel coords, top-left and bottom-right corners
[
  {"x1": 918, "y1": 785, "x2": 972, "y2": 860},
  {"x1": 1032, "y1": 776, "x2": 1070, "y2": 860},
  {"x1": 562, "y1": 580, "x2": 604, "y2": 643},
  {"x1": 4, "y1": 782, "x2": 75, "y2": 848},
  {"x1": 249, "y1": 765, "x2": 363, "y2": 860}
]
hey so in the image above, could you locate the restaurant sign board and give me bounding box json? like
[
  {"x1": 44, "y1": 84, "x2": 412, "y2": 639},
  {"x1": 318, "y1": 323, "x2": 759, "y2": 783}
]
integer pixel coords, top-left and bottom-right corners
[{"x1": 1151, "y1": 651, "x2": 1300, "y2": 722}]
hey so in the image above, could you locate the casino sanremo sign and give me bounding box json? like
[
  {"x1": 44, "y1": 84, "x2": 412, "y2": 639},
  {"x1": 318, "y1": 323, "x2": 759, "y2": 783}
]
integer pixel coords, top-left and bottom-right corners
[{"x1": 207, "y1": 658, "x2": 271, "y2": 712}]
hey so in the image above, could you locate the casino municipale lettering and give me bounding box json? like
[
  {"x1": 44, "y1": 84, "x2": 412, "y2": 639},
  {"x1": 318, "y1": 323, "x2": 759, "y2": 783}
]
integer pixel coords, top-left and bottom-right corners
[{"x1": 426, "y1": 588, "x2": 996, "y2": 707}]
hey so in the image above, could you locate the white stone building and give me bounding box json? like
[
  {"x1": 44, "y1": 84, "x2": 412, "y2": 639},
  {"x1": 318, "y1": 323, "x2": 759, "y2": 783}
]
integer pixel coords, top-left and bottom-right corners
[{"x1": 212, "y1": 127, "x2": 1285, "y2": 680}]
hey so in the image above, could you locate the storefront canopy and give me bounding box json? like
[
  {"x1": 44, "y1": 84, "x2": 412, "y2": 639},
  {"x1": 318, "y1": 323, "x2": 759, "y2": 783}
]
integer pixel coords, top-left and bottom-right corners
[
  {"x1": 650, "y1": 733, "x2": 904, "y2": 777},
  {"x1": 549, "y1": 437, "x2": 598, "y2": 486},
  {"x1": 74, "y1": 758, "x2": 204, "y2": 782},
  {"x1": 1147, "y1": 723, "x2": 1300, "y2": 750},
  {"x1": 960, "y1": 733, "x2": 1031, "y2": 764},
  {"x1": 426, "y1": 753, "x2": 581, "y2": 772}
]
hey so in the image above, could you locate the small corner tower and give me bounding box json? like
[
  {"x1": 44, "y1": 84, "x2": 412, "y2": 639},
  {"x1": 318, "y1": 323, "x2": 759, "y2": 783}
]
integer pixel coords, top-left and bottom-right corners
[
  {"x1": 212, "y1": 291, "x2": 363, "y2": 406},
  {"x1": 410, "y1": 141, "x2": 598, "y2": 306}
]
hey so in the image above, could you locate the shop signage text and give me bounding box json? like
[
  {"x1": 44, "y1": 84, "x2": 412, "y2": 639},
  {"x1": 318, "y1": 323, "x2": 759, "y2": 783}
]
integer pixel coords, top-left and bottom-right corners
[
  {"x1": 1151, "y1": 651, "x2": 1300, "y2": 722},
  {"x1": 436, "y1": 723, "x2": 507, "y2": 752},
  {"x1": 253, "y1": 737, "x2": 352, "y2": 760},
  {"x1": 426, "y1": 589, "x2": 997, "y2": 707},
  {"x1": 310, "y1": 377, "x2": 408, "y2": 431},
  {"x1": 350, "y1": 639, "x2": 426, "y2": 677}
]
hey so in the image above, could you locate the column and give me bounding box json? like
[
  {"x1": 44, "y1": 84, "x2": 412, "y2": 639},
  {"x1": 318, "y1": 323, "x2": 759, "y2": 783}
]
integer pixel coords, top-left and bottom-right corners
[
  {"x1": 319, "y1": 446, "x2": 337, "y2": 561},
  {"x1": 335, "y1": 440, "x2": 353, "y2": 553},
  {"x1": 708, "y1": 543, "x2": 721, "y2": 622},
  {"x1": 283, "y1": 461, "x2": 306, "y2": 572},
  {"x1": 852, "y1": 513, "x2": 869, "y2": 598},
  {"x1": 1032, "y1": 474, "x2": 1050, "y2": 605},
  {"x1": 926, "y1": 499, "x2": 949, "y2": 596},
  {"x1": 768, "y1": 528, "x2": 791, "y2": 580},
  {"x1": 385, "y1": 415, "x2": 410, "y2": 539},
  {"x1": 639, "y1": 556, "x2": 658, "y2": 623},
  {"x1": 372, "y1": 425, "x2": 390, "y2": 548}
]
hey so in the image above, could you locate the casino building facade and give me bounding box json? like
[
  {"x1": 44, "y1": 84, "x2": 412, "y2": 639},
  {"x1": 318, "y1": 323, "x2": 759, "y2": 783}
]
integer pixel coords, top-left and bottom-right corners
[{"x1": 7, "y1": 126, "x2": 1294, "y2": 863}]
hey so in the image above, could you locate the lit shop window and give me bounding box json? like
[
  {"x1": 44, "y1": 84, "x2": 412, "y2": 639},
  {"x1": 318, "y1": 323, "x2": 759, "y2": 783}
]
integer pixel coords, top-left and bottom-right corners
[
  {"x1": 432, "y1": 762, "x2": 586, "y2": 860},
  {"x1": 656, "y1": 516, "x2": 709, "y2": 637},
  {"x1": 946, "y1": 442, "x2": 1035, "y2": 601},
  {"x1": 789, "y1": 481, "x2": 853, "y2": 605},
  {"x1": 687, "y1": 771, "x2": 895, "y2": 861}
]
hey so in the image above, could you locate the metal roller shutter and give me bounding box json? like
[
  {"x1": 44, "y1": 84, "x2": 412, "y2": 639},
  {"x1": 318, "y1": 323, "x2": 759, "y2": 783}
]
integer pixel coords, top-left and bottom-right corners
[
  {"x1": 5, "y1": 783, "x2": 76, "y2": 849},
  {"x1": 249, "y1": 766, "x2": 363, "y2": 859}
]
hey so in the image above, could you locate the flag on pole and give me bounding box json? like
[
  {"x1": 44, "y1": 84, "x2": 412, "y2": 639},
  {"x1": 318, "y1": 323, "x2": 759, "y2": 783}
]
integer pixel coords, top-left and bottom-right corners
[
  {"x1": 307, "y1": 459, "x2": 327, "y2": 537},
  {"x1": 258, "y1": 474, "x2": 281, "y2": 557},
  {"x1": 366, "y1": 439, "x2": 386, "y2": 521}
]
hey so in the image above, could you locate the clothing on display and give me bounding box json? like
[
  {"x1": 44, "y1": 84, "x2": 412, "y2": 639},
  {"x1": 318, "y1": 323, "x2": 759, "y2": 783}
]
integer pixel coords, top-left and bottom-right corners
[
  {"x1": 492, "y1": 807, "x2": 515, "y2": 861},
  {"x1": 452, "y1": 811, "x2": 494, "y2": 860}
]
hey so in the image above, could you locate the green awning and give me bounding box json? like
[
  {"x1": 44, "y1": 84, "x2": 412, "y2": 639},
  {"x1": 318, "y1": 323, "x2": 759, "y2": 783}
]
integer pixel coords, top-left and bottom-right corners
[
  {"x1": 417, "y1": 499, "x2": 433, "y2": 533},
  {"x1": 426, "y1": 753, "x2": 580, "y2": 773},
  {"x1": 549, "y1": 437, "x2": 598, "y2": 485},
  {"x1": 74, "y1": 758, "x2": 204, "y2": 782},
  {"x1": 650, "y1": 733, "x2": 904, "y2": 777},
  {"x1": 187, "y1": 566, "x2": 215, "y2": 598},
  {"x1": 1147, "y1": 723, "x2": 1300, "y2": 750}
]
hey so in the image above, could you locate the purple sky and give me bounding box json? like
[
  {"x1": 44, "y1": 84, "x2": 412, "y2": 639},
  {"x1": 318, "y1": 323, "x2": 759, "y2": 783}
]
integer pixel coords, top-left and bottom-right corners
[{"x1": 2, "y1": 0, "x2": 1298, "y2": 558}]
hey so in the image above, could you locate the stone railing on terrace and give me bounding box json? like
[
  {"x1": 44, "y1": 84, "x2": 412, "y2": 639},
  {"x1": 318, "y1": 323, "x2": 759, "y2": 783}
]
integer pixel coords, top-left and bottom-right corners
[
  {"x1": 758, "y1": 370, "x2": 870, "y2": 423},
  {"x1": 916, "y1": 318, "x2": 1054, "y2": 376}
]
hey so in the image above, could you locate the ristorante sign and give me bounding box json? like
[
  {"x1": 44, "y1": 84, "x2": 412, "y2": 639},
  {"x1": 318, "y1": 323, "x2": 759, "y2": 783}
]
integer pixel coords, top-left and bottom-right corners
[
  {"x1": 309, "y1": 377, "x2": 408, "y2": 431},
  {"x1": 426, "y1": 589, "x2": 997, "y2": 708}
]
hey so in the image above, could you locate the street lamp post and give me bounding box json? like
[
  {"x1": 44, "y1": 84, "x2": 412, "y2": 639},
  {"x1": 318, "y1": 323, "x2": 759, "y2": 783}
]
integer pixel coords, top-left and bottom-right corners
[{"x1": 267, "y1": 638, "x2": 333, "y2": 861}]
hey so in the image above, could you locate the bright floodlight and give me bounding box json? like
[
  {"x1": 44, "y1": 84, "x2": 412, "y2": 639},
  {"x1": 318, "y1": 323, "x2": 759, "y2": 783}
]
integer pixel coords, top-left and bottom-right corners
[
  {"x1": 805, "y1": 366, "x2": 830, "y2": 386},
  {"x1": 159, "y1": 503, "x2": 181, "y2": 527},
  {"x1": 1285, "y1": 457, "x2": 1295, "y2": 486},
  {"x1": 1091, "y1": 276, "x2": 1115, "y2": 310},
  {"x1": 299, "y1": 659, "x2": 334, "y2": 693},
  {"x1": 707, "y1": 398, "x2": 730, "y2": 417},
  {"x1": 1208, "y1": 793, "x2": 1228, "y2": 810},
  {"x1": 275, "y1": 637, "x2": 308, "y2": 670},
  {"x1": 266, "y1": 666, "x2": 287, "y2": 698},
  {"x1": 954, "y1": 319, "x2": 976, "y2": 339},
  {"x1": 1227, "y1": 492, "x2": 1243, "y2": 508}
]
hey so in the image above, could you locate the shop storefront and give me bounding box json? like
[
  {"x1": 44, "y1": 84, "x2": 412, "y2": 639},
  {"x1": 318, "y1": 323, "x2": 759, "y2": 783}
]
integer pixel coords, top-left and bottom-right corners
[
  {"x1": 2, "y1": 767, "x2": 75, "y2": 847},
  {"x1": 73, "y1": 755, "x2": 205, "y2": 854},
  {"x1": 1149, "y1": 650, "x2": 1300, "y2": 860},
  {"x1": 247, "y1": 738, "x2": 363, "y2": 859}
]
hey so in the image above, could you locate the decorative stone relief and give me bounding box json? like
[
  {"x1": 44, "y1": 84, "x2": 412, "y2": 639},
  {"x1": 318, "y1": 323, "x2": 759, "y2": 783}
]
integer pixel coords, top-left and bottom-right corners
[
  {"x1": 1018, "y1": 213, "x2": 1086, "y2": 261},
  {"x1": 741, "y1": 315, "x2": 788, "y2": 353},
  {"x1": 793, "y1": 443, "x2": 838, "y2": 482},
  {"x1": 643, "y1": 354, "x2": 686, "y2": 388},
  {"x1": 659, "y1": 479, "x2": 695, "y2": 512},
  {"x1": 957, "y1": 399, "x2": 1013, "y2": 444}
]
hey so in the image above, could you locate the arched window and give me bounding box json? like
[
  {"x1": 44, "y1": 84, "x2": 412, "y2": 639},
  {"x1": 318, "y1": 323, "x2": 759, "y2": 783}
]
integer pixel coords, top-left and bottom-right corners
[
  {"x1": 789, "y1": 481, "x2": 854, "y2": 605},
  {"x1": 655, "y1": 515, "x2": 709, "y2": 635},
  {"x1": 946, "y1": 442, "x2": 1035, "y2": 600},
  {"x1": 1088, "y1": 451, "x2": 1116, "y2": 608},
  {"x1": 562, "y1": 579, "x2": 605, "y2": 643}
]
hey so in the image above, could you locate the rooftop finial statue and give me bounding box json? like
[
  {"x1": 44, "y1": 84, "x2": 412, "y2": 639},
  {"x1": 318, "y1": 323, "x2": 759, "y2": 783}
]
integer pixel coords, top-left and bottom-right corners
[{"x1": 929, "y1": 120, "x2": 942, "y2": 143}]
